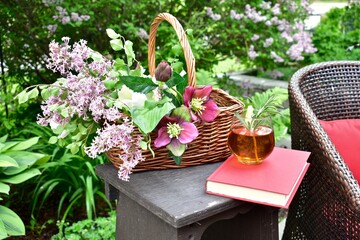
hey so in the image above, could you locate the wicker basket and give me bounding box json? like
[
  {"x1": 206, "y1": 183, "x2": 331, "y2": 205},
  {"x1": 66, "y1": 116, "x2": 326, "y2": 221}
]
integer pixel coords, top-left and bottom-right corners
[{"x1": 106, "y1": 13, "x2": 244, "y2": 172}]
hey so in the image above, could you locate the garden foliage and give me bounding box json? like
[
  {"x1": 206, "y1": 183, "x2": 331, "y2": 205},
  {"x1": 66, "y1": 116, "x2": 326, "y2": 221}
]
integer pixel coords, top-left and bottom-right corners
[
  {"x1": 0, "y1": 135, "x2": 49, "y2": 239},
  {"x1": 309, "y1": 3, "x2": 360, "y2": 63}
]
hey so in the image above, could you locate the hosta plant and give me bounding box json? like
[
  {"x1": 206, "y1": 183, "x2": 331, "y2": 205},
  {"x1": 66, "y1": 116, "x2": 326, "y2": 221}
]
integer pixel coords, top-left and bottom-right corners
[{"x1": 0, "y1": 135, "x2": 49, "y2": 239}]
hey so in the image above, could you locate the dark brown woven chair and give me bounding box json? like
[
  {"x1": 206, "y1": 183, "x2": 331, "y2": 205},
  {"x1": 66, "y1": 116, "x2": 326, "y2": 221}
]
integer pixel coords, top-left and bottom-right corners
[{"x1": 282, "y1": 61, "x2": 360, "y2": 239}]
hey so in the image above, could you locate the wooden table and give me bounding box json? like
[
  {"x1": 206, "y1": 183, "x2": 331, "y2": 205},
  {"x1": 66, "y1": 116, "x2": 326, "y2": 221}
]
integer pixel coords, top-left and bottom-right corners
[{"x1": 96, "y1": 162, "x2": 279, "y2": 240}]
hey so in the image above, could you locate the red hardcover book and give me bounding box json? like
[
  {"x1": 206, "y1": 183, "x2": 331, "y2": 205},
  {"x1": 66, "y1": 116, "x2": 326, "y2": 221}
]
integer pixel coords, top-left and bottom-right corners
[{"x1": 206, "y1": 147, "x2": 310, "y2": 208}]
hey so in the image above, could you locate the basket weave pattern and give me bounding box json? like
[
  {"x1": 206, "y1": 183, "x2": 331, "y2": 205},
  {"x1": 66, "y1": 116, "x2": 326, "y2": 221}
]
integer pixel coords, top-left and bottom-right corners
[
  {"x1": 106, "y1": 13, "x2": 244, "y2": 172},
  {"x1": 283, "y1": 61, "x2": 360, "y2": 239}
]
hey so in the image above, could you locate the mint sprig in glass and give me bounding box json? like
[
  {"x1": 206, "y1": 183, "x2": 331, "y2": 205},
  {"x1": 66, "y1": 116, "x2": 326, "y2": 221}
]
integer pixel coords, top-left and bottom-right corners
[{"x1": 228, "y1": 93, "x2": 281, "y2": 165}]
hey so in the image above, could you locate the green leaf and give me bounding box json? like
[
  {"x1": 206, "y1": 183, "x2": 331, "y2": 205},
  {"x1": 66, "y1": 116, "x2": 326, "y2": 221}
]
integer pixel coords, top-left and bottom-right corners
[
  {"x1": 9, "y1": 137, "x2": 39, "y2": 151},
  {"x1": 0, "y1": 142, "x2": 18, "y2": 152},
  {"x1": 131, "y1": 99, "x2": 175, "y2": 134},
  {"x1": 48, "y1": 136, "x2": 58, "y2": 144},
  {"x1": 0, "y1": 155, "x2": 18, "y2": 167},
  {"x1": 28, "y1": 87, "x2": 39, "y2": 99},
  {"x1": 0, "y1": 205, "x2": 25, "y2": 237},
  {"x1": 0, "y1": 135, "x2": 7, "y2": 143},
  {"x1": 172, "y1": 155, "x2": 183, "y2": 165},
  {"x1": 171, "y1": 61, "x2": 184, "y2": 73},
  {"x1": 124, "y1": 40, "x2": 135, "y2": 65},
  {"x1": 139, "y1": 140, "x2": 147, "y2": 150},
  {"x1": 1, "y1": 168, "x2": 41, "y2": 184},
  {"x1": 120, "y1": 76, "x2": 158, "y2": 94},
  {"x1": 0, "y1": 218, "x2": 6, "y2": 239},
  {"x1": 165, "y1": 72, "x2": 187, "y2": 94},
  {"x1": 91, "y1": 51, "x2": 103, "y2": 62},
  {"x1": 16, "y1": 90, "x2": 29, "y2": 104},
  {"x1": 106, "y1": 28, "x2": 120, "y2": 39},
  {"x1": 0, "y1": 182, "x2": 10, "y2": 195},
  {"x1": 103, "y1": 79, "x2": 117, "y2": 90},
  {"x1": 110, "y1": 39, "x2": 123, "y2": 51},
  {"x1": 171, "y1": 44, "x2": 183, "y2": 56}
]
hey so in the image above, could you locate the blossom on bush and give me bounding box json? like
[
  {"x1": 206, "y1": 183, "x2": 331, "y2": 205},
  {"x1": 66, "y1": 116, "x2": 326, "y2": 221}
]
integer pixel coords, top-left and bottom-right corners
[{"x1": 204, "y1": 0, "x2": 317, "y2": 70}]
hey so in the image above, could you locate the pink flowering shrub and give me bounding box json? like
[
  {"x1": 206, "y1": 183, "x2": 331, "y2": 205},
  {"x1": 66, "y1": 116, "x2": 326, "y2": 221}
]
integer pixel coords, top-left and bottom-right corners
[
  {"x1": 18, "y1": 29, "x2": 219, "y2": 181},
  {"x1": 202, "y1": 0, "x2": 317, "y2": 71}
]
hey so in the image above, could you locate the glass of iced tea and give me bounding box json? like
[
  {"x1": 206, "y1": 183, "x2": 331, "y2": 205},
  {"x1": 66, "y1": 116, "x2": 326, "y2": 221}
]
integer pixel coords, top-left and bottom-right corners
[{"x1": 227, "y1": 111, "x2": 275, "y2": 165}]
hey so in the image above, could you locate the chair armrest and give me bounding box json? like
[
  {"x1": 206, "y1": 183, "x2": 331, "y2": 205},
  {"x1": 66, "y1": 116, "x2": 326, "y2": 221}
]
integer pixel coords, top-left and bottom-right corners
[{"x1": 289, "y1": 72, "x2": 360, "y2": 211}]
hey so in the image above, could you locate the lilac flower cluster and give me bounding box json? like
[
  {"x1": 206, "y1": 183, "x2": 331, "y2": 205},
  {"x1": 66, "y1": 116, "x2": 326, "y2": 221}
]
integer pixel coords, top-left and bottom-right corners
[
  {"x1": 44, "y1": 5, "x2": 90, "y2": 34},
  {"x1": 84, "y1": 120, "x2": 144, "y2": 181},
  {"x1": 42, "y1": 0, "x2": 63, "y2": 7},
  {"x1": 38, "y1": 37, "x2": 144, "y2": 180},
  {"x1": 206, "y1": 7, "x2": 221, "y2": 21},
  {"x1": 137, "y1": 28, "x2": 149, "y2": 40},
  {"x1": 53, "y1": 6, "x2": 90, "y2": 25}
]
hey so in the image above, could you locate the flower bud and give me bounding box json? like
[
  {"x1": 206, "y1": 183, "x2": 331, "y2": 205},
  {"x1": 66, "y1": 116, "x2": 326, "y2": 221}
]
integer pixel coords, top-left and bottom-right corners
[{"x1": 155, "y1": 61, "x2": 172, "y2": 82}]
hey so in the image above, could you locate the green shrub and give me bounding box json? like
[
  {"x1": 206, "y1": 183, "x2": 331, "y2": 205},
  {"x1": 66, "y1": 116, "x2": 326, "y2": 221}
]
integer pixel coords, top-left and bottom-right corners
[
  {"x1": 309, "y1": 3, "x2": 360, "y2": 63},
  {"x1": 51, "y1": 211, "x2": 116, "y2": 240}
]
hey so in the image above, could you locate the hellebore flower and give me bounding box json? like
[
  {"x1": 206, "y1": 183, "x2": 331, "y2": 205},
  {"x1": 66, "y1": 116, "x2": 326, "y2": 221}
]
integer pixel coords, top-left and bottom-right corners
[
  {"x1": 154, "y1": 116, "x2": 198, "y2": 157},
  {"x1": 155, "y1": 61, "x2": 172, "y2": 82},
  {"x1": 183, "y1": 85, "x2": 220, "y2": 122}
]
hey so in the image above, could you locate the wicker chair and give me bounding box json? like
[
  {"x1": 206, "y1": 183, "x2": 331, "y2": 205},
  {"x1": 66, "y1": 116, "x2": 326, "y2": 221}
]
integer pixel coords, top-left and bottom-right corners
[{"x1": 282, "y1": 61, "x2": 360, "y2": 240}]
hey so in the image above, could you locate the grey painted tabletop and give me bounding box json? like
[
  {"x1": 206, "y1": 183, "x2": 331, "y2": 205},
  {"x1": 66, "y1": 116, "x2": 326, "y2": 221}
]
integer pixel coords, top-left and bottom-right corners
[{"x1": 96, "y1": 162, "x2": 245, "y2": 228}]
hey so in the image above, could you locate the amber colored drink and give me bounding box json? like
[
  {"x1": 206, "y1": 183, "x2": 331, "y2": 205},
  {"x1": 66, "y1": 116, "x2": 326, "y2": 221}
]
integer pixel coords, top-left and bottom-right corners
[{"x1": 227, "y1": 125, "x2": 275, "y2": 164}]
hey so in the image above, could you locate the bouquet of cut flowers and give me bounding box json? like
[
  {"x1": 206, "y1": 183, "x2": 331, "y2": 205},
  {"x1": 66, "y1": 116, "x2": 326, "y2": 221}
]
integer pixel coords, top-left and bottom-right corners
[{"x1": 18, "y1": 28, "x2": 220, "y2": 181}]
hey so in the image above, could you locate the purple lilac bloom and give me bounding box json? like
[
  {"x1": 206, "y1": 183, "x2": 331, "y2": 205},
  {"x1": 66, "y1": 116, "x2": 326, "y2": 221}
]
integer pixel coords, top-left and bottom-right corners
[
  {"x1": 245, "y1": 4, "x2": 266, "y2": 22},
  {"x1": 37, "y1": 94, "x2": 70, "y2": 127},
  {"x1": 64, "y1": 75, "x2": 106, "y2": 120},
  {"x1": 281, "y1": 31, "x2": 293, "y2": 42},
  {"x1": 260, "y1": 1, "x2": 271, "y2": 10},
  {"x1": 267, "y1": 70, "x2": 285, "y2": 79},
  {"x1": 138, "y1": 28, "x2": 149, "y2": 40},
  {"x1": 230, "y1": 10, "x2": 243, "y2": 20},
  {"x1": 248, "y1": 45, "x2": 258, "y2": 60},
  {"x1": 46, "y1": 37, "x2": 91, "y2": 75},
  {"x1": 272, "y1": 3, "x2": 281, "y2": 15},
  {"x1": 301, "y1": 0, "x2": 313, "y2": 14},
  {"x1": 88, "y1": 59, "x2": 113, "y2": 77},
  {"x1": 270, "y1": 51, "x2": 284, "y2": 63},
  {"x1": 81, "y1": 15, "x2": 90, "y2": 21},
  {"x1": 288, "y1": 2, "x2": 297, "y2": 12},
  {"x1": 46, "y1": 24, "x2": 58, "y2": 34},
  {"x1": 264, "y1": 38, "x2": 274, "y2": 47},
  {"x1": 251, "y1": 34, "x2": 260, "y2": 41},
  {"x1": 206, "y1": 7, "x2": 221, "y2": 21},
  {"x1": 85, "y1": 120, "x2": 144, "y2": 181}
]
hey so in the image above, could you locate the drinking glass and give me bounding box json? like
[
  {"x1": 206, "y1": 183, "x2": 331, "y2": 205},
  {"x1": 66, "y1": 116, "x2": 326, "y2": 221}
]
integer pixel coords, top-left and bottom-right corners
[{"x1": 227, "y1": 112, "x2": 275, "y2": 165}]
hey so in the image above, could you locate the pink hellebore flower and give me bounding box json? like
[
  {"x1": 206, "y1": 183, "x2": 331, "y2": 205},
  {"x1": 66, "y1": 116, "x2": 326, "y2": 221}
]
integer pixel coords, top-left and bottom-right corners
[
  {"x1": 183, "y1": 85, "x2": 220, "y2": 122},
  {"x1": 154, "y1": 116, "x2": 198, "y2": 156}
]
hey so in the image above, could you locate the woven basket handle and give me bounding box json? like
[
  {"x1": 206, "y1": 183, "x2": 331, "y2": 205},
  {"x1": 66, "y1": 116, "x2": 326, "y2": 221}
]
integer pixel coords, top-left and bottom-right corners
[{"x1": 148, "y1": 13, "x2": 196, "y2": 87}]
